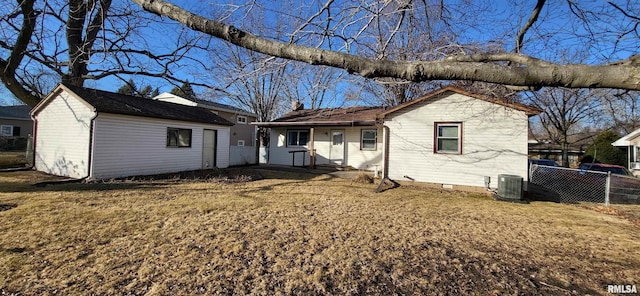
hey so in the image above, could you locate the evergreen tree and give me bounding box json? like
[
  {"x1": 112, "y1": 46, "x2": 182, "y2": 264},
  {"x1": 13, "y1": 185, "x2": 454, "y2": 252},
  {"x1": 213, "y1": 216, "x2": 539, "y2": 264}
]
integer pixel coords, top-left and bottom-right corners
[
  {"x1": 583, "y1": 130, "x2": 627, "y2": 166},
  {"x1": 170, "y1": 82, "x2": 197, "y2": 100},
  {"x1": 117, "y1": 79, "x2": 158, "y2": 98},
  {"x1": 117, "y1": 79, "x2": 137, "y2": 96}
]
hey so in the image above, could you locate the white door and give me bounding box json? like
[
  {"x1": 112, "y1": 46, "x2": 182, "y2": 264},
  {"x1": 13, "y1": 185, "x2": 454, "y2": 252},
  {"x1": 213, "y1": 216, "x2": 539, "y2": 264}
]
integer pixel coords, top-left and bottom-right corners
[
  {"x1": 329, "y1": 130, "x2": 345, "y2": 165},
  {"x1": 202, "y1": 129, "x2": 217, "y2": 169}
]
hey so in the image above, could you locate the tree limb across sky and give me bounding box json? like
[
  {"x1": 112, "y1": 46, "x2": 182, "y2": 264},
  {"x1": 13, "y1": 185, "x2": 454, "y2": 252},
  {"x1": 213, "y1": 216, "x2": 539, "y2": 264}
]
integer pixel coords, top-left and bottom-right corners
[{"x1": 130, "y1": 0, "x2": 640, "y2": 91}]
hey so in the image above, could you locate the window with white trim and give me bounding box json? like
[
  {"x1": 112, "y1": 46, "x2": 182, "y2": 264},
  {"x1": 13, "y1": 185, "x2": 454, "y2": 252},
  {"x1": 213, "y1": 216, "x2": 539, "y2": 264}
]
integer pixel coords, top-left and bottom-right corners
[
  {"x1": 167, "y1": 128, "x2": 192, "y2": 148},
  {"x1": 287, "y1": 129, "x2": 309, "y2": 147},
  {"x1": 361, "y1": 129, "x2": 377, "y2": 150},
  {"x1": 237, "y1": 140, "x2": 245, "y2": 146},
  {"x1": 435, "y1": 122, "x2": 462, "y2": 154},
  {"x1": 237, "y1": 115, "x2": 247, "y2": 124},
  {"x1": 0, "y1": 125, "x2": 13, "y2": 136}
]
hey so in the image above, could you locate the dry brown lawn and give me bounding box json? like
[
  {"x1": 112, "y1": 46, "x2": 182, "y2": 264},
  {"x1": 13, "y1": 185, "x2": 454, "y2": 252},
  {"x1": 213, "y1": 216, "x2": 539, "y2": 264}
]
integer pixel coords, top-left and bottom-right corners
[
  {"x1": 0, "y1": 152, "x2": 27, "y2": 169},
  {"x1": 0, "y1": 169, "x2": 639, "y2": 295}
]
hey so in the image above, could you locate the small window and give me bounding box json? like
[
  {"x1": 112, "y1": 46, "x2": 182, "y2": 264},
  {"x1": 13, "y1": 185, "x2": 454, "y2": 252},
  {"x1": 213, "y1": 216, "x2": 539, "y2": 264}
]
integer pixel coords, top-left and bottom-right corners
[
  {"x1": 167, "y1": 128, "x2": 192, "y2": 148},
  {"x1": 237, "y1": 140, "x2": 245, "y2": 146},
  {"x1": 237, "y1": 115, "x2": 247, "y2": 124},
  {"x1": 361, "y1": 129, "x2": 377, "y2": 150},
  {"x1": 0, "y1": 125, "x2": 12, "y2": 137},
  {"x1": 287, "y1": 129, "x2": 309, "y2": 147},
  {"x1": 435, "y1": 122, "x2": 462, "y2": 154}
]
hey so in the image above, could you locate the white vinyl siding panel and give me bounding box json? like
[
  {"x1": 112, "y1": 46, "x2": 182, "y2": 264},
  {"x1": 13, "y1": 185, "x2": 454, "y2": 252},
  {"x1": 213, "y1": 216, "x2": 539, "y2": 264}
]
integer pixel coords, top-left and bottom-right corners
[
  {"x1": 386, "y1": 93, "x2": 529, "y2": 188},
  {"x1": 33, "y1": 92, "x2": 95, "y2": 179},
  {"x1": 91, "y1": 113, "x2": 230, "y2": 179}
]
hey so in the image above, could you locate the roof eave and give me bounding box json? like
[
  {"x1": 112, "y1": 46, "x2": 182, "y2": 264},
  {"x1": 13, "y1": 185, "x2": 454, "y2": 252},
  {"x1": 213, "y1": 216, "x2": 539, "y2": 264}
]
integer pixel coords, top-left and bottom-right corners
[{"x1": 252, "y1": 120, "x2": 377, "y2": 127}]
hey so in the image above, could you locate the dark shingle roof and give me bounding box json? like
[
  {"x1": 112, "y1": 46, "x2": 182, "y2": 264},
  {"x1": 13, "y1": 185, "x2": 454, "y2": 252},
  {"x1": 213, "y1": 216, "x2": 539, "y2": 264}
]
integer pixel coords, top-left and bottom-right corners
[
  {"x1": 58, "y1": 84, "x2": 233, "y2": 126},
  {"x1": 0, "y1": 105, "x2": 32, "y2": 120},
  {"x1": 255, "y1": 106, "x2": 385, "y2": 127},
  {"x1": 378, "y1": 86, "x2": 542, "y2": 118},
  {"x1": 193, "y1": 98, "x2": 251, "y2": 114}
]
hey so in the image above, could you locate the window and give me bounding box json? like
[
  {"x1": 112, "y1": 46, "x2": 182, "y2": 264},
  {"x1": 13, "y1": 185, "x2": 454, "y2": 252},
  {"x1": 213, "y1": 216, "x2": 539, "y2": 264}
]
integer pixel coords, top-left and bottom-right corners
[
  {"x1": 361, "y1": 129, "x2": 377, "y2": 150},
  {"x1": 237, "y1": 115, "x2": 247, "y2": 124},
  {"x1": 1, "y1": 125, "x2": 11, "y2": 136},
  {"x1": 435, "y1": 122, "x2": 462, "y2": 154},
  {"x1": 167, "y1": 128, "x2": 192, "y2": 148},
  {"x1": 237, "y1": 140, "x2": 245, "y2": 146},
  {"x1": 287, "y1": 129, "x2": 309, "y2": 147},
  {"x1": 0, "y1": 125, "x2": 12, "y2": 137}
]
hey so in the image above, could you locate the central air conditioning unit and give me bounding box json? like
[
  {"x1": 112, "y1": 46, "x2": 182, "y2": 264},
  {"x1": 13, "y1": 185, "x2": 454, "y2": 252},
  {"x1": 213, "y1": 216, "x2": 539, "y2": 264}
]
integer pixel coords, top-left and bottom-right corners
[{"x1": 497, "y1": 174, "x2": 523, "y2": 200}]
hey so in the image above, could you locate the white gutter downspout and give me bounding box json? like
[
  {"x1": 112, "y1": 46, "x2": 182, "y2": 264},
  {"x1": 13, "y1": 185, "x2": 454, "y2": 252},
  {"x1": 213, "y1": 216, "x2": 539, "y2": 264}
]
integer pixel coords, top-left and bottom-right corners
[
  {"x1": 85, "y1": 109, "x2": 98, "y2": 180},
  {"x1": 376, "y1": 124, "x2": 396, "y2": 192}
]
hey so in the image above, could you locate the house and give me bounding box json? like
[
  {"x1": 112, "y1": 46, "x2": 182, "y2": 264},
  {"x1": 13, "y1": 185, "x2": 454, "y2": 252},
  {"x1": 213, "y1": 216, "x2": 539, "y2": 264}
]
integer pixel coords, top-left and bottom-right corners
[
  {"x1": 527, "y1": 132, "x2": 594, "y2": 167},
  {"x1": 153, "y1": 92, "x2": 258, "y2": 166},
  {"x1": 31, "y1": 83, "x2": 234, "y2": 179},
  {"x1": 255, "y1": 104, "x2": 385, "y2": 170},
  {"x1": 256, "y1": 86, "x2": 541, "y2": 190},
  {"x1": 612, "y1": 128, "x2": 640, "y2": 175},
  {"x1": 0, "y1": 105, "x2": 32, "y2": 137}
]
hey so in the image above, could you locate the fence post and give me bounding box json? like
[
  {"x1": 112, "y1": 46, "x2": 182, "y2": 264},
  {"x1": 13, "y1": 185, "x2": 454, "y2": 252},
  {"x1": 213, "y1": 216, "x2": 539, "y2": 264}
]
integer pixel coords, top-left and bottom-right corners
[{"x1": 605, "y1": 171, "x2": 611, "y2": 207}]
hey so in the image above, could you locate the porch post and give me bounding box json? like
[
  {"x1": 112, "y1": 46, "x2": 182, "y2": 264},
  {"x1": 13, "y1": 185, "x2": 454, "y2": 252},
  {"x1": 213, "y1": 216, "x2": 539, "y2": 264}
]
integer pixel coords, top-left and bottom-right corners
[{"x1": 309, "y1": 127, "x2": 315, "y2": 169}]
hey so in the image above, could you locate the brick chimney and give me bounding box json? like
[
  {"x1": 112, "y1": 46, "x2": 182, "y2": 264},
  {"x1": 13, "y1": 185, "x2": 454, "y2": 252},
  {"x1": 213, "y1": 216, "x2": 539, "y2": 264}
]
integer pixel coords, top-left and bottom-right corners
[{"x1": 291, "y1": 100, "x2": 304, "y2": 111}]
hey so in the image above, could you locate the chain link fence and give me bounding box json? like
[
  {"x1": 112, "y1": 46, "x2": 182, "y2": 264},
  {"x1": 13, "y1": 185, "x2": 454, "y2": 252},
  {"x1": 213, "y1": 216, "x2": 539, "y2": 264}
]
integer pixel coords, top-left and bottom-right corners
[
  {"x1": 609, "y1": 174, "x2": 640, "y2": 204},
  {"x1": 529, "y1": 164, "x2": 640, "y2": 205}
]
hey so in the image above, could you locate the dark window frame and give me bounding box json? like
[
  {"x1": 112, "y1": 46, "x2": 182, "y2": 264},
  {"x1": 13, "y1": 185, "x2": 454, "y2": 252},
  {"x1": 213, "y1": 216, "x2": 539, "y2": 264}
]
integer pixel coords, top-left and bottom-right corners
[
  {"x1": 286, "y1": 129, "x2": 310, "y2": 147},
  {"x1": 167, "y1": 127, "x2": 192, "y2": 148},
  {"x1": 434, "y1": 122, "x2": 462, "y2": 154}
]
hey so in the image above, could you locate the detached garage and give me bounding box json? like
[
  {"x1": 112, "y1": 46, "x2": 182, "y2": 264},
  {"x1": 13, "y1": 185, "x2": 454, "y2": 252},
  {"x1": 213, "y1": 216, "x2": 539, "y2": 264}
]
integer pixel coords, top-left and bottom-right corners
[{"x1": 31, "y1": 83, "x2": 233, "y2": 180}]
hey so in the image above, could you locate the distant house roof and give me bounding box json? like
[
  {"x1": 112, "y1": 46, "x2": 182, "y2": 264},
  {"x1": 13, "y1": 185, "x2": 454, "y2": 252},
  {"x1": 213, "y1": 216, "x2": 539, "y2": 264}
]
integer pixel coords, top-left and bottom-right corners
[
  {"x1": 153, "y1": 92, "x2": 256, "y2": 117},
  {"x1": 528, "y1": 142, "x2": 587, "y2": 154},
  {"x1": 0, "y1": 105, "x2": 32, "y2": 120},
  {"x1": 254, "y1": 106, "x2": 386, "y2": 127},
  {"x1": 33, "y1": 84, "x2": 234, "y2": 126},
  {"x1": 378, "y1": 86, "x2": 542, "y2": 118}
]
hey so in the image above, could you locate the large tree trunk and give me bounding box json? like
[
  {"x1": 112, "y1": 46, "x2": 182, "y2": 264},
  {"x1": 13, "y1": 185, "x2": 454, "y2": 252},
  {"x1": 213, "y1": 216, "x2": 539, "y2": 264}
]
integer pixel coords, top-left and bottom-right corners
[
  {"x1": 0, "y1": 0, "x2": 40, "y2": 107},
  {"x1": 561, "y1": 140, "x2": 570, "y2": 168},
  {"x1": 130, "y1": 0, "x2": 640, "y2": 91}
]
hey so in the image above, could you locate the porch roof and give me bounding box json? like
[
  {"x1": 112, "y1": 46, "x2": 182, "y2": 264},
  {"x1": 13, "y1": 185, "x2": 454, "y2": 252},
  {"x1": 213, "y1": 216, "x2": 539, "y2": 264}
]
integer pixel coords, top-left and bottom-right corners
[
  {"x1": 253, "y1": 106, "x2": 385, "y2": 127},
  {"x1": 613, "y1": 128, "x2": 640, "y2": 147}
]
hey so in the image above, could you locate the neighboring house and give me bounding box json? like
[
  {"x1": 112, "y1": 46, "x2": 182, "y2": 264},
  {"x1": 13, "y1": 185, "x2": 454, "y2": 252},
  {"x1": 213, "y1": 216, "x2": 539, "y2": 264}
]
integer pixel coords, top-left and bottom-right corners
[
  {"x1": 256, "y1": 86, "x2": 541, "y2": 190},
  {"x1": 612, "y1": 128, "x2": 640, "y2": 175},
  {"x1": 528, "y1": 141, "x2": 587, "y2": 167},
  {"x1": 0, "y1": 105, "x2": 32, "y2": 137},
  {"x1": 527, "y1": 132, "x2": 594, "y2": 167},
  {"x1": 31, "y1": 84, "x2": 233, "y2": 179},
  {"x1": 154, "y1": 92, "x2": 258, "y2": 166}
]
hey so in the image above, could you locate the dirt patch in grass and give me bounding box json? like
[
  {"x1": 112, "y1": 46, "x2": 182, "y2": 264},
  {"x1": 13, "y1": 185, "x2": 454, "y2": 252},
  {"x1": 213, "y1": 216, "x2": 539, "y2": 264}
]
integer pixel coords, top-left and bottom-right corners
[{"x1": 0, "y1": 170, "x2": 639, "y2": 295}]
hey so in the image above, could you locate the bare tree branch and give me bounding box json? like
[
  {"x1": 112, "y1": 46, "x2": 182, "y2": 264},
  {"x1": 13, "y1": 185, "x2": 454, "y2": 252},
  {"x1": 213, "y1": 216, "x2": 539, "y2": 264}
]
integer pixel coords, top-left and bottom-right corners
[
  {"x1": 130, "y1": 0, "x2": 640, "y2": 91},
  {"x1": 515, "y1": 0, "x2": 546, "y2": 53}
]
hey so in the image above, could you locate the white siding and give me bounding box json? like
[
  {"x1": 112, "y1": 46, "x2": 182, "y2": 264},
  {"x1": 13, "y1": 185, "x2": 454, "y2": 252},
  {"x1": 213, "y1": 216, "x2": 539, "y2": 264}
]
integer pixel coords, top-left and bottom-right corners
[
  {"x1": 90, "y1": 113, "x2": 230, "y2": 179},
  {"x1": 385, "y1": 93, "x2": 529, "y2": 188},
  {"x1": 266, "y1": 126, "x2": 383, "y2": 169},
  {"x1": 34, "y1": 92, "x2": 95, "y2": 179},
  {"x1": 229, "y1": 145, "x2": 257, "y2": 166}
]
